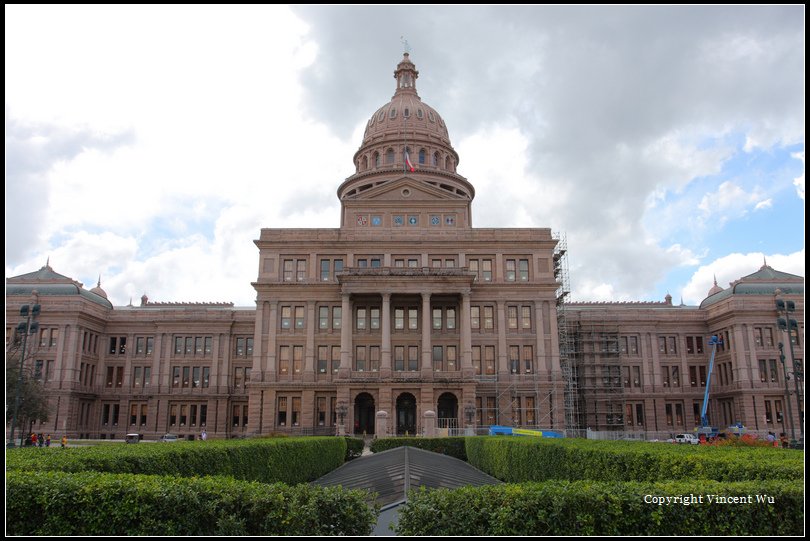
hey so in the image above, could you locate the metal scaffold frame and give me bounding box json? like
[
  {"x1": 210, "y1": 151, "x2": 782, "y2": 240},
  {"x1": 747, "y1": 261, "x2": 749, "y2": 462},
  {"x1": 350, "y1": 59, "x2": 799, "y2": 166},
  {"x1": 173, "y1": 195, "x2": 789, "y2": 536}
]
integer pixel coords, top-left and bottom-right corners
[{"x1": 553, "y1": 232, "x2": 580, "y2": 434}]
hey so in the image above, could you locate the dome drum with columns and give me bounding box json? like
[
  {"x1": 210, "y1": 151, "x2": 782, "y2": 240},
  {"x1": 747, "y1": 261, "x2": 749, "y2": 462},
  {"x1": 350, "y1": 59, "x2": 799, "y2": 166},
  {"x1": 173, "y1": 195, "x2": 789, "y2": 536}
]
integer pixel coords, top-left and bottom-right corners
[{"x1": 339, "y1": 53, "x2": 474, "y2": 205}]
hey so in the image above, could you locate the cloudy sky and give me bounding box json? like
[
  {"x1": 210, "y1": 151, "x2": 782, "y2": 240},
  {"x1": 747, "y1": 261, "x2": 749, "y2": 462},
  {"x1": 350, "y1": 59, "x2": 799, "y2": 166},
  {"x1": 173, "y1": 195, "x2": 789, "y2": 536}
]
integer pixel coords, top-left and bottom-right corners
[{"x1": 5, "y1": 5, "x2": 804, "y2": 307}]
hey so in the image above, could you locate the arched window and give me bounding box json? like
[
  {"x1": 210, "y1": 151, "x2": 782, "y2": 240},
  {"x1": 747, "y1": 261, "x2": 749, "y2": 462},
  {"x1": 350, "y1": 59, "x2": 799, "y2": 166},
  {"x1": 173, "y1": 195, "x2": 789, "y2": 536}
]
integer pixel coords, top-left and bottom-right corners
[
  {"x1": 374, "y1": 152, "x2": 380, "y2": 168},
  {"x1": 433, "y1": 152, "x2": 440, "y2": 167},
  {"x1": 389, "y1": 108, "x2": 397, "y2": 119},
  {"x1": 419, "y1": 149, "x2": 426, "y2": 165},
  {"x1": 378, "y1": 110, "x2": 385, "y2": 122},
  {"x1": 361, "y1": 156, "x2": 368, "y2": 171},
  {"x1": 404, "y1": 108, "x2": 410, "y2": 118},
  {"x1": 417, "y1": 109, "x2": 424, "y2": 119},
  {"x1": 386, "y1": 148, "x2": 395, "y2": 164},
  {"x1": 445, "y1": 156, "x2": 451, "y2": 171}
]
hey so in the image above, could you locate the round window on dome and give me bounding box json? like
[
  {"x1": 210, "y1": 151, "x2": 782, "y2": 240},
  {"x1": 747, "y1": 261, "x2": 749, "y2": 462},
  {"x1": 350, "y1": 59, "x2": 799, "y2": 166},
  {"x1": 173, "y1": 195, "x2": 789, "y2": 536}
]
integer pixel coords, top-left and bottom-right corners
[
  {"x1": 417, "y1": 109, "x2": 424, "y2": 119},
  {"x1": 428, "y1": 111, "x2": 435, "y2": 122},
  {"x1": 390, "y1": 108, "x2": 397, "y2": 119}
]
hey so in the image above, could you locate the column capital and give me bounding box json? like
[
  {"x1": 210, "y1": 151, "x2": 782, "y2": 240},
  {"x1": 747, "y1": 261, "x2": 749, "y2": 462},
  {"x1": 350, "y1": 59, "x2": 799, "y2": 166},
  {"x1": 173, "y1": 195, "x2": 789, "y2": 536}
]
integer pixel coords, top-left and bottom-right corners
[
  {"x1": 421, "y1": 291, "x2": 431, "y2": 301},
  {"x1": 381, "y1": 291, "x2": 392, "y2": 300}
]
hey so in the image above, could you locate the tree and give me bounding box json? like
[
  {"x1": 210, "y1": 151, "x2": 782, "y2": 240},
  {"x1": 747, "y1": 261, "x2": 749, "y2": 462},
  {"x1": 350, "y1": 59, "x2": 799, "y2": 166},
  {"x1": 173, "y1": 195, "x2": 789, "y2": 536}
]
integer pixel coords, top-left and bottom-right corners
[{"x1": 6, "y1": 361, "x2": 50, "y2": 446}]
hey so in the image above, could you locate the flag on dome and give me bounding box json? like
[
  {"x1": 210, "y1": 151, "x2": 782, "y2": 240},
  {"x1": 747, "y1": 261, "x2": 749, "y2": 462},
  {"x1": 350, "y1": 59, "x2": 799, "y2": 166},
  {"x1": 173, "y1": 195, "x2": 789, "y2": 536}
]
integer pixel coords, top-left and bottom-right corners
[{"x1": 405, "y1": 150, "x2": 415, "y2": 172}]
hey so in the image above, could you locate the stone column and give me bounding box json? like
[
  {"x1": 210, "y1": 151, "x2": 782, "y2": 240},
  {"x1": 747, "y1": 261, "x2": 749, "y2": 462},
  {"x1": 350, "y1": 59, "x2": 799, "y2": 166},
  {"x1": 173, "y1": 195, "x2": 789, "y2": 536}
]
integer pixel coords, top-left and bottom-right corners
[
  {"x1": 339, "y1": 293, "x2": 352, "y2": 377},
  {"x1": 534, "y1": 302, "x2": 546, "y2": 376},
  {"x1": 461, "y1": 290, "x2": 473, "y2": 376},
  {"x1": 375, "y1": 410, "x2": 389, "y2": 438},
  {"x1": 252, "y1": 300, "x2": 265, "y2": 380},
  {"x1": 421, "y1": 292, "x2": 432, "y2": 375},
  {"x1": 381, "y1": 292, "x2": 392, "y2": 378},
  {"x1": 266, "y1": 302, "x2": 278, "y2": 380},
  {"x1": 304, "y1": 301, "x2": 316, "y2": 382},
  {"x1": 423, "y1": 410, "x2": 437, "y2": 437}
]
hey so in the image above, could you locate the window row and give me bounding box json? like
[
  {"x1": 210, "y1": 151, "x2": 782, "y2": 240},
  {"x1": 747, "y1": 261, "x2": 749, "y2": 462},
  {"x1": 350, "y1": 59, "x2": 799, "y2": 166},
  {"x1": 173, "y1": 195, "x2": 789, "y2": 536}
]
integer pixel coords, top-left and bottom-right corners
[
  {"x1": 170, "y1": 403, "x2": 209, "y2": 428},
  {"x1": 717, "y1": 361, "x2": 734, "y2": 386},
  {"x1": 472, "y1": 395, "x2": 539, "y2": 427},
  {"x1": 233, "y1": 366, "x2": 252, "y2": 389},
  {"x1": 171, "y1": 366, "x2": 211, "y2": 388},
  {"x1": 758, "y1": 359, "x2": 779, "y2": 384},
  {"x1": 234, "y1": 337, "x2": 254, "y2": 357},
  {"x1": 763, "y1": 398, "x2": 784, "y2": 425},
  {"x1": 81, "y1": 330, "x2": 99, "y2": 355},
  {"x1": 135, "y1": 336, "x2": 155, "y2": 356},
  {"x1": 174, "y1": 336, "x2": 213, "y2": 356},
  {"x1": 277, "y1": 395, "x2": 338, "y2": 428},
  {"x1": 38, "y1": 327, "x2": 59, "y2": 348},
  {"x1": 33, "y1": 359, "x2": 54, "y2": 381},
  {"x1": 664, "y1": 402, "x2": 686, "y2": 426},
  {"x1": 232, "y1": 404, "x2": 248, "y2": 428},
  {"x1": 79, "y1": 362, "x2": 96, "y2": 387}
]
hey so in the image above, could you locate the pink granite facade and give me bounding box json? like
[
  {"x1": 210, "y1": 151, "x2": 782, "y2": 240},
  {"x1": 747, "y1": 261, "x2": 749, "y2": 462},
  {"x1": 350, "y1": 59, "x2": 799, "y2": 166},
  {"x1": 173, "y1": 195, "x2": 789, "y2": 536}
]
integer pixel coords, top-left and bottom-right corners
[{"x1": 6, "y1": 54, "x2": 804, "y2": 441}]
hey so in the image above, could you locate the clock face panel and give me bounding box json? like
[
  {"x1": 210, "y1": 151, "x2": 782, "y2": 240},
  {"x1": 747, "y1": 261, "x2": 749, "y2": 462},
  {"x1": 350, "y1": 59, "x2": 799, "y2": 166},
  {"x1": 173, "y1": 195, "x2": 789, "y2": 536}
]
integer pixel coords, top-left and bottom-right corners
[
  {"x1": 445, "y1": 215, "x2": 455, "y2": 226},
  {"x1": 408, "y1": 215, "x2": 418, "y2": 225},
  {"x1": 393, "y1": 215, "x2": 404, "y2": 226},
  {"x1": 431, "y1": 215, "x2": 440, "y2": 225},
  {"x1": 371, "y1": 216, "x2": 382, "y2": 226}
]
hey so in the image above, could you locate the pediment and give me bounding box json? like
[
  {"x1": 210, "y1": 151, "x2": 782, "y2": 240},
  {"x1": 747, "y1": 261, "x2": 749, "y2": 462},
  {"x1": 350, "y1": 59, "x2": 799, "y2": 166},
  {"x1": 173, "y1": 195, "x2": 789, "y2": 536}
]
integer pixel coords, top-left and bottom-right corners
[{"x1": 352, "y1": 177, "x2": 467, "y2": 201}]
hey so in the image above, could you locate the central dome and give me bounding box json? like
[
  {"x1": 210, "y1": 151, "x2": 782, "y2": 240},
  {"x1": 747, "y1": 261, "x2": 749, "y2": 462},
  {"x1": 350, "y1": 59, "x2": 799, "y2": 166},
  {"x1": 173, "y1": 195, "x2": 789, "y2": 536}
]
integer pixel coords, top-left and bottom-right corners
[{"x1": 339, "y1": 53, "x2": 472, "y2": 202}]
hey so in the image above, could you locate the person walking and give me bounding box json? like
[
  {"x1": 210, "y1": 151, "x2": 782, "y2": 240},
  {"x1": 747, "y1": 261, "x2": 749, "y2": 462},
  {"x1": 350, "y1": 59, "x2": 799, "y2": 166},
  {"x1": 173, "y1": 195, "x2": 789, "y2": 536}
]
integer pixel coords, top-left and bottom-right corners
[
  {"x1": 61, "y1": 435, "x2": 68, "y2": 448},
  {"x1": 31, "y1": 433, "x2": 38, "y2": 447},
  {"x1": 201, "y1": 429, "x2": 207, "y2": 441},
  {"x1": 45, "y1": 434, "x2": 51, "y2": 447}
]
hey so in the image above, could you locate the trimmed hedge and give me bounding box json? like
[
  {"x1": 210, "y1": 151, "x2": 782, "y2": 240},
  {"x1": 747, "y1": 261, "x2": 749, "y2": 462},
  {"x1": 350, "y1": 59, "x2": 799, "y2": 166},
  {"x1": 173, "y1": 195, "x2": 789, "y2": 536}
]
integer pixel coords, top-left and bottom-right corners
[
  {"x1": 7, "y1": 470, "x2": 378, "y2": 536},
  {"x1": 344, "y1": 437, "x2": 365, "y2": 461},
  {"x1": 465, "y1": 437, "x2": 803, "y2": 482},
  {"x1": 370, "y1": 437, "x2": 467, "y2": 460},
  {"x1": 6, "y1": 437, "x2": 345, "y2": 484},
  {"x1": 397, "y1": 480, "x2": 805, "y2": 536}
]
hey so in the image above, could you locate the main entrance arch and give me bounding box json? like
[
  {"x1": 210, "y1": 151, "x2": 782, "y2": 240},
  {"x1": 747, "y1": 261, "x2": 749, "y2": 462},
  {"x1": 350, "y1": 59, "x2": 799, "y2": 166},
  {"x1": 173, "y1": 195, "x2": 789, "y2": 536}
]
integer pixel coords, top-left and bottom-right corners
[
  {"x1": 437, "y1": 392, "x2": 459, "y2": 429},
  {"x1": 396, "y1": 392, "x2": 417, "y2": 435},
  {"x1": 354, "y1": 392, "x2": 375, "y2": 435}
]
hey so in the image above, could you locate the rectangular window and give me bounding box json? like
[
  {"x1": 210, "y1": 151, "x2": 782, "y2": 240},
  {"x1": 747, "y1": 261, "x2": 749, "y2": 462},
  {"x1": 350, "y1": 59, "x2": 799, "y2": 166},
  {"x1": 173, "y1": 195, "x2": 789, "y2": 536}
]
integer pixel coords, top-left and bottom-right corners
[
  {"x1": 523, "y1": 345, "x2": 533, "y2": 373},
  {"x1": 447, "y1": 346, "x2": 457, "y2": 371},
  {"x1": 283, "y1": 260, "x2": 294, "y2": 281},
  {"x1": 279, "y1": 346, "x2": 290, "y2": 375},
  {"x1": 185, "y1": 337, "x2": 193, "y2": 355},
  {"x1": 243, "y1": 405, "x2": 249, "y2": 427},
  {"x1": 293, "y1": 345, "x2": 303, "y2": 374},
  {"x1": 133, "y1": 366, "x2": 142, "y2": 388},
  {"x1": 668, "y1": 336, "x2": 677, "y2": 355},
  {"x1": 525, "y1": 396, "x2": 535, "y2": 425},
  {"x1": 636, "y1": 403, "x2": 645, "y2": 426},
  {"x1": 395, "y1": 346, "x2": 405, "y2": 371},
  {"x1": 182, "y1": 366, "x2": 190, "y2": 388},
  {"x1": 236, "y1": 337, "x2": 245, "y2": 356},
  {"x1": 408, "y1": 308, "x2": 418, "y2": 330},
  {"x1": 408, "y1": 345, "x2": 419, "y2": 371},
  {"x1": 106, "y1": 366, "x2": 114, "y2": 388},
  {"x1": 629, "y1": 336, "x2": 638, "y2": 355},
  {"x1": 394, "y1": 308, "x2": 404, "y2": 330},
  {"x1": 195, "y1": 337, "x2": 203, "y2": 355},
  {"x1": 695, "y1": 336, "x2": 704, "y2": 354},
  {"x1": 202, "y1": 367, "x2": 209, "y2": 388},
  {"x1": 370, "y1": 308, "x2": 380, "y2": 330},
  {"x1": 482, "y1": 259, "x2": 492, "y2": 282},
  {"x1": 754, "y1": 328, "x2": 763, "y2": 347},
  {"x1": 633, "y1": 366, "x2": 641, "y2": 387},
  {"x1": 50, "y1": 328, "x2": 59, "y2": 347},
  {"x1": 281, "y1": 306, "x2": 292, "y2": 329},
  {"x1": 190, "y1": 404, "x2": 197, "y2": 427},
  {"x1": 769, "y1": 359, "x2": 778, "y2": 383},
  {"x1": 319, "y1": 306, "x2": 329, "y2": 329},
  {"x1": 110, "y1": 337, "x2": 117, "y2": 355},
  {"x1": 471, "y1": 307, "x2": 480, "y2": 330},
  {"x1": 277, "y1": 397, "x2": 287, "y2": 426},
  {"x1": 699, "y1": 365, "x2": 707, "y2": 387},
  {"x1": 356, "y1": 308, "x2": 367, "y2": 330},
  {"x1": 658, "y1": 336, "x2": 666, "y2": 354},
  {"x1": 469, "y1": 259, "x2": 479, "y2": 280},
  {"x1": 663, "y1": 366, "x2": 671, "y2": 386},
  {"x1": 521, "y1": 306, "x2": 531, "y2": 329},
  {"x1": 408, "y1": 258, "x2": 419, "y2": 268},
  {"x1": 144, "y1": 336, "x2": 153, "y2": 355},
  {"x1": 369, "y1": 346, "x2": 380, "y2": 372},
  {"x1": 433, "y1": 308, "x2": 443, "y2": 330},
  {"x1": 484, "y1": 345, "x2": 496, "y2": 375},
  {"x1": 518, "y1": 259, "x2": 529, "y2": 281},
  {"x1": 371, "y1": 258, "x2": 381, "y2": 268},
  {"x1": 509, "y1": 346, "x2": 520, "y2": 373},
  {"x1": 234, "y1": 367, "x2": 243, "y2": 389},
  {"x1": 115, "y1": 366, "x2": 124, "y2": 388},
  {"x1": 317, "y1": 397, "x2": 327, "y2": 426},
  {"x1": 357, "y1": 258, "x2": 367, "y2": 267},
  {"x1": 764, "y1": 400, "x2": 773, "y2": 423},
  {"x1": 320, "y1": 259, "x2": 330, "y2": 281},
  {"x1": 395, "y1": 258, "x2": 405, "y2": 268},
  {"x1": 246, "y1": 338, "x2": 253, "y2": 355},
  {"x1": 232, "y1": 405, "x2": 240, "y2": 427},
  {"x1": 623, "y1": 366, "x2": 631, "y2": 388},
  {"x1": 332, "y1": 346, "x2": 340, "y2": 373},
  {"x1": 294, "y1": 306, "x2": 305, "y2": 329},
  {"x1": 666, "y1": 404, "x2": 673, "y2": 425},
  {"x1": 332, "y1": 307, "x2": 342, "y2": 329},
  {"x1": 136, "y1": 337, "x2": 145, "y2": 354},
  {"x1": 355, "y1": 346, "x2": 366, "y2": 371},
  {"x1": 296, "y1": 259, "x2": 306, "y2": 282},
  {"x1": 506, "y1": 259, "x2": 516, "y2": 281},
  {"x1": 447, "y1": 308, "x2": 456, "y2": 330},
  {"x1": 432, "y1": 259, "x2": 442, "y2": 268},
  {"x1": 690, "y1": 366, "x2": 698, "y2": 387},
  {"x1": 334, "y1": 259, "x2": 343, "y2": 275},
  {"x1": 759, "y1": 359, "x2": 767, "y2": 382},
  {"x1": 486, "y1": 397, "x2": 497, "y2": 424},
  {"x1": 331, "y1": 397, "x2": 337, "y2": 427},
  {"x1": 483, "y1": 306, "x2": 494, "y2": 330},
  {"x1": 431, "y1": 345, "x2": 443, "y2": 371},
  {"x1": 46, "y1": 360, "x2": 54, "y2": 381},
  {"x1": 472, "y1": 346, "x2": 482, "y2": 375},
  {"x1": 507, "y1": 306, "x2": 518, "y2": 329},
  {"x1": 318, "y1": 346, "x2": 328, "y2": 373},
  {"x1": 675, "y1": 403, "x2": 684, "y2": 425},
  {"x1": 686, "y1": 336, "x2": 694, "y2": 355},
  {"x1": 172, "y1": 366, "x2": 180, "y2": 388},
  {"x1": 292, "y1": 397, "x2": 301, "y2": 426}
]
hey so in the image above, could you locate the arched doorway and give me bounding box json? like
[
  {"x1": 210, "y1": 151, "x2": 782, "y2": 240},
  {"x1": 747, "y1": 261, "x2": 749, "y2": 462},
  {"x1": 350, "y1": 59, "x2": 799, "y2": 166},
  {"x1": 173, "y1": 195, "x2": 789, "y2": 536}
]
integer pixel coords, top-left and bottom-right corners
[
  {"x1": 396, "y1": 392, "x2": 417, "y2": 435},
  {"x1": 437, "y1": 392, "x2": 459, "y2": 429},
  {"x1": 354, "y1": 393, "x2": 375, "y2": 435}
]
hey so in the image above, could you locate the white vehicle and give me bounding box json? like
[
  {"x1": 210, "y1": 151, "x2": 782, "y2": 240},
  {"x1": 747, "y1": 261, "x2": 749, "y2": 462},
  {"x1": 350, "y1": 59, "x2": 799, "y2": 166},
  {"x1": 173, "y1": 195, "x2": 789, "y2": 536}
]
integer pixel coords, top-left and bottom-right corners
[
  {"x1": 674, "y1": 433, "x2": 699, "y2": 445},
  {"x1": 159, "y1": 433, "x2": 179, "y2": 443}
]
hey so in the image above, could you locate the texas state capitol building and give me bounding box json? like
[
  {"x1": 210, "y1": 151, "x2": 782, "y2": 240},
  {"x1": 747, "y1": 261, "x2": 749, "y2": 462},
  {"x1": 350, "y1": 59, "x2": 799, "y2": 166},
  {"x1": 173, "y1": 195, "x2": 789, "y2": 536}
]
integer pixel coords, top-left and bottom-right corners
[{"x1": 6, "y1": 54, "x2": 804, "y2": 441}]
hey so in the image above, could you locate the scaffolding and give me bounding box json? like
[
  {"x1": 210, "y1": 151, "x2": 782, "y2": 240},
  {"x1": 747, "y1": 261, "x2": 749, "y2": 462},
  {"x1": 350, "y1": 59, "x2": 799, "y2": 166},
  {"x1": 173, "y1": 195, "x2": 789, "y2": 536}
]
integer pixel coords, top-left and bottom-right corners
[
  {"x1": 568, "y1": 310, "x2": 626, "y2": 431},
  {"x1": 553, "y1": 232, "x2": 579, "y2": 432}
]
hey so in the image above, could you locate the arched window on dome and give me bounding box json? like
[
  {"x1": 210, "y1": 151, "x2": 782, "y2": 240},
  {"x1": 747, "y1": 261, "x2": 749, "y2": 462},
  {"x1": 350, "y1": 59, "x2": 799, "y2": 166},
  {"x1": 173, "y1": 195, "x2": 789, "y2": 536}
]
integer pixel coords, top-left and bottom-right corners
[
  {"x1": 433, "y1": 152, "x2": 440, "y2": 167},
  {"x1": 378, "y1": 110, "x2": 385, "y2": 122},
  {"x1": 428, "y1": 111, "x2": 435, "y2": 123},
  {"x1": 417, "y1": 109, "x2": 424, "y2": 119},
  {"x1": 404, "y1": 108, "x2": 410, "y2": 118},
  {"x1": 361, "y1": 156, "x2": 368, "y2": 171},
  {"x1": 374, "y1": 152, "x2": 380, "y2": 168},
  {"x1": 389, "y1": 108, "x2": 397, "y2": 119},
  {"x1": 419, "y1": 149, "x2": 426, "y2": 165},
  {"x1": 445, "y1": 156, "x2": 451, "y2": 171},
  {"x1": 386, "y1": 148, "x2": 395, "y2": 165}
]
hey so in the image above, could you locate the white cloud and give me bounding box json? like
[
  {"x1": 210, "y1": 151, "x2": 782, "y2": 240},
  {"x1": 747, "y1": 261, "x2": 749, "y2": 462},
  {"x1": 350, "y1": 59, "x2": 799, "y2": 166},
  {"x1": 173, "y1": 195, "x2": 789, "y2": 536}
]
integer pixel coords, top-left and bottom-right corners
[
  {"x1": 754, "y1": 198, "x2": 773, "y2": 210},
  {"x1": 791, "y1": 151, "x2": 805, "y2": 200},
  {"x1": 681, "y1": 249, "x2": 805, "y2": 305},
  {"x1": 697, "y1": 181, "x2": 765, "y2": 220}
]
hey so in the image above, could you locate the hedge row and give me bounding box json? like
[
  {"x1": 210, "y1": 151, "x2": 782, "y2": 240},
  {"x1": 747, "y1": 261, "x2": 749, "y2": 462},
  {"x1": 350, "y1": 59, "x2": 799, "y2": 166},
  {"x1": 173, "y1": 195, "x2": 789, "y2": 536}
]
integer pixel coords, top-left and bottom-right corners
[
  {"x1": 6, "y1": 437, "x2": 345, "y2": 484},
  {"x1": 397, "y1": 480, "x2": 805, "y2": 536},
  {"x1": 345, "y1": 437, "x2": 365, "y2": 461},
  {"x1": 370, "y1": 437, "x2": 467, "y2": 460},
  {"x1": 465, "y1": 437, "x2": 803, "y2": 482},
  {"x1": 7, "y1": 470, "x2": 377, "y2": 536}
]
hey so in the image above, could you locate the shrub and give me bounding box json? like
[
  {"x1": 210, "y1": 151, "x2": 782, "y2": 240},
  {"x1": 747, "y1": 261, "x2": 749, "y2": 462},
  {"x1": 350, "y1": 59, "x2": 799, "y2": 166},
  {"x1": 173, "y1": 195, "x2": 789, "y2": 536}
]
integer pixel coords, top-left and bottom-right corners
[
  {"x1": 464, "y1": 437, "x2": 803, "y2": 482},
  {"x1": 6, "y1": 437, "x2": 345, "y2": 484},
  {"x1": 7, "y1": 470, "x2": 378, "y2": 536},
  {"x1": 397, "y1": 480, "x2": 804, "y2": 536},
  {"x1": 370, "y1": 437, "x2": 467, "y2": 460},
  {"x1": 344, "y1": 437, "x2": 365, "y2": 461}
]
